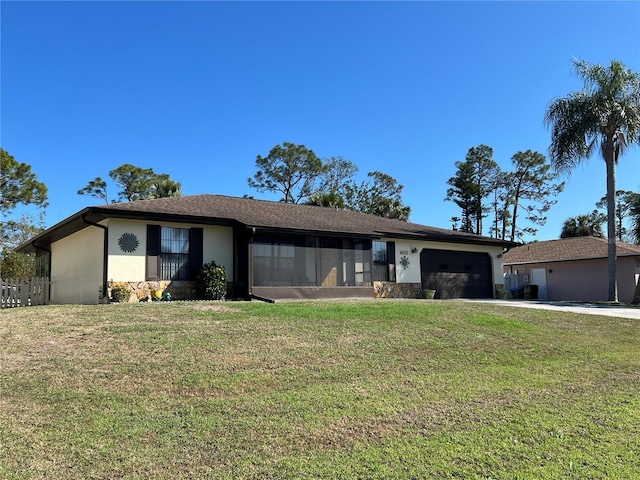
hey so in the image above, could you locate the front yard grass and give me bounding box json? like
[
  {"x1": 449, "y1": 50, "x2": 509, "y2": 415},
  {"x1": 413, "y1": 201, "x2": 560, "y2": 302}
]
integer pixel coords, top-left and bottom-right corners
[{"x1": 2, "y1": 300, "x2": 639, "y2": 479}]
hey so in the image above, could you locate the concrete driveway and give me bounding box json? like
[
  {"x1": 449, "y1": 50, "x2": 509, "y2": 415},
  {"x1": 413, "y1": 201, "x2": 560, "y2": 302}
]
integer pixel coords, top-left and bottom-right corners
[{"x1": 456, "y1": 299, "x2": 640, "y2": 320}]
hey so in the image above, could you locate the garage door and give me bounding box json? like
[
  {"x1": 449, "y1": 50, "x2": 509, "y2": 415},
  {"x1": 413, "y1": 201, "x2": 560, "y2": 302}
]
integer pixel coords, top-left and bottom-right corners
[{"x1": 420, "y1": 249, "x2": 493, "y2": 299}]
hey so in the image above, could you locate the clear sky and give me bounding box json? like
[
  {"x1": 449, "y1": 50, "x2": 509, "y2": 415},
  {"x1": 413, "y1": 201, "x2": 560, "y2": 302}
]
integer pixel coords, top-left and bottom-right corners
[{"x1": 2, "y1": 1, "x2": 639, "y2": 241}]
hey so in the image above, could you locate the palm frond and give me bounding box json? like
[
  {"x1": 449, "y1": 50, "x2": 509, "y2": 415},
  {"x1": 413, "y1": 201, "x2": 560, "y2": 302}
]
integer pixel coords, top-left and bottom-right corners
[
  {"x1": 546, "y1": 60, "x2": 640, "y2": 172},
  {"x1": 544, "y1": 95, "x2": 599, "y2": 172}
]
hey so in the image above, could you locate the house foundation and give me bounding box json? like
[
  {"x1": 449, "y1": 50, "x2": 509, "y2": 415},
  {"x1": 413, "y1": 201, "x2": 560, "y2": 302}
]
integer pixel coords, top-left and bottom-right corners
[{"x1": 108, "y1": 280, "x2": 197, "y2": 302}]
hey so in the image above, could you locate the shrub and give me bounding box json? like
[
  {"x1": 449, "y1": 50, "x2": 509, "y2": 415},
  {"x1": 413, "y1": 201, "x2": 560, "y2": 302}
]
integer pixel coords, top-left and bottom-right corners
[
  {"x1": 196, "y1": 261, "x2": 227, "y2": 300},
  {"x1": 110, "y1": 283, "x2": 130, "y2": 303},
  {"x1": 0, "y1": 250, "x2": 35, "y2": 278}
]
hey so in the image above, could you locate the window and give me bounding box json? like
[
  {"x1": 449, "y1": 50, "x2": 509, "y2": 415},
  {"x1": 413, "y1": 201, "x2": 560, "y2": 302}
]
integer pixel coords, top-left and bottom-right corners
[
  {"x1": 146, "y1": 225, "x2": 203, "y2": 281},
  {"x1": 161, "y1": 227, "x2": 190, "y2": 280},
  {"x1": 373, "y1": 241, "x2": 389, "y2": 281},
  {"x1": 35, "y1": 253, "x2": 50, "y2": 277}
]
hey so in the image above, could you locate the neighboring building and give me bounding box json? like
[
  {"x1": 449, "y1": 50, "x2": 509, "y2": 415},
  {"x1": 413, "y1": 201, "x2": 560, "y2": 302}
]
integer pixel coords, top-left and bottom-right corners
[
  {"x1": 18, "y1": 194, "x2": 515, "y2": 304},
  {"x1": 503, "y1": 236, "x2": 640, "y2": 303}
]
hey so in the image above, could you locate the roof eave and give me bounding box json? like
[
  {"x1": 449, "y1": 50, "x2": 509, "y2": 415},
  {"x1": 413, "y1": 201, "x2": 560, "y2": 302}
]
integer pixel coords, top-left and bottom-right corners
[
  {"x1": 504, "y1": 252, "x2": 640, "y2": 265},
  {"x1": 16, "y1": 208, "x2": 93, "y2": 253},
  {"x1": 16, "y1": 206, "x2": 241, "y2": 253},
  {"x1": 381, "y1": 231, "x2": 517, "y2": 248},
  {"x1": 16, "y1": 199, "x2": 519, "y2": 253}
]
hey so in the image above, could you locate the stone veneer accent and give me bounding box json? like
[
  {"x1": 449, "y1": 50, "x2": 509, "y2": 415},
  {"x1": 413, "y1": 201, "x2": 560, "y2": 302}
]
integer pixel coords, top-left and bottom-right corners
[
  {"x1": 109, "y1": 280, "x2": 197, "y2": 303},
  {"x1": 374, "y1": 282, "x2": 503, "y2": 300},
  {"x1": 374, "y1": 282, "x2": 423, "y2": 299}
]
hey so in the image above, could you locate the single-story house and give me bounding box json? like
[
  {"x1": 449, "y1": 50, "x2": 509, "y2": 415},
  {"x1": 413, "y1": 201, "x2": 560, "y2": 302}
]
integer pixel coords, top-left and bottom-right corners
[
  {"x1": 18, "y1": 194, "x2": 516, "y2": 304},
  {"x1": 503, "y1": 236, "x2": 640, "y2": 303}
]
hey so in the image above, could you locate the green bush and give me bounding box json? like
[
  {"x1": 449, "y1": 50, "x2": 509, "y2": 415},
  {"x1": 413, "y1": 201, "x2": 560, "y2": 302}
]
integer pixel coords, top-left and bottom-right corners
[
  {"x1": 196, "y1": 261, "x2": 227, "y2": 300},
  {"x1": 110, "y1": 283, "x2": 130, "y2": 303}
]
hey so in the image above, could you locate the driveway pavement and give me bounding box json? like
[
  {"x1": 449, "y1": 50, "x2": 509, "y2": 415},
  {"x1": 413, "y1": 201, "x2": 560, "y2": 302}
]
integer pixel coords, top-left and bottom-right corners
[{"x1": 455, "y1": 299, "x2": 640, "y2": 320}]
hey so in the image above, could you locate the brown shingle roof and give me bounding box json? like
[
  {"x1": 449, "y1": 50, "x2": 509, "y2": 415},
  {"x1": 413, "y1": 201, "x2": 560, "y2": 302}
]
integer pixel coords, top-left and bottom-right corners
[
  {"x1": 503, "y1": 236, "x2": 640, "y2": 265},
  {"x1": 21, "y1": 194, "x2": 515, "y2": 251},
  {"x1": 95, "y1": 194, "x2": 508, "y2": 244}
]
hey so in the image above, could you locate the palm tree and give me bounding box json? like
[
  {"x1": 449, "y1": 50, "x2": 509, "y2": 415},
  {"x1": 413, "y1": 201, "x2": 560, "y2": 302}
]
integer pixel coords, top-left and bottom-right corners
[
  {"x1": 306, "y1": 192, "x2": 345, "y2": 209},
  {"x1": 560, "y1": 212, "x2": 605, "y2": 238},
  {"x1": 545, "y1": 59, "x2": 640, "y2": 301},
  {"x1": 151, "y1": 174, "x2": 182, "y2": 199}
]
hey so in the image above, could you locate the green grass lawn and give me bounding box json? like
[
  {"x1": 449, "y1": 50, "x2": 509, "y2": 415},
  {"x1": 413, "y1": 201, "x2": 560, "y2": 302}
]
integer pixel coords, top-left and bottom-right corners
[{"x1": 2, "y1": 300, "x2": 639, "y2": 479}]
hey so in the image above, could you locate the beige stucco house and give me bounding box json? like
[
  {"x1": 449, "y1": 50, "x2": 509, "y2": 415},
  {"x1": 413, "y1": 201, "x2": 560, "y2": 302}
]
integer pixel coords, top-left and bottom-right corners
[
  {"x1": 18, "y1": 194, "x2": 515, "y2": 304},
  {"x1": 503, "y1": 236, "x2": 640, "y2": 303}
]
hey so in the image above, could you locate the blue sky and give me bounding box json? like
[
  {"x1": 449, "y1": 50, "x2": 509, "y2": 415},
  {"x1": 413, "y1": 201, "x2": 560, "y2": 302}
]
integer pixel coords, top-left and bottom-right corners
[{"x1": 2, "y1": 1, "x2": 639, "y2": 241}]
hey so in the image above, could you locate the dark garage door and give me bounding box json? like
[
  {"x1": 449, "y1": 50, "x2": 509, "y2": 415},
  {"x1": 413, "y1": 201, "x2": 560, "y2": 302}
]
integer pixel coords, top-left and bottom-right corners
[{"x1": 420, "y1": 249, "x2": 493, "y2": 299}]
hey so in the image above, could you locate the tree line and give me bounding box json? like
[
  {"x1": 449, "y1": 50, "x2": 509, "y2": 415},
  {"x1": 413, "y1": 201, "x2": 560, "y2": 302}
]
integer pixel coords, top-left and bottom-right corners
[
  {"x1": 75, "y1": 143, "x2": 412, "y2": 220},
  {"x1": 247, "y1": 142, "x2": 410, "y2": 220},
  {"x1": 561, "y1": 190, "x2": 640, "y2": 242},
  {"x1": 1, "y1": 149, "x2": 49, "y2": 277},
  {"x1": 77, "y1": 164, "x2": 182, "y2": 203},
  {"x1": 445, "y1": 145, "x2": 565, "y2": 242}
]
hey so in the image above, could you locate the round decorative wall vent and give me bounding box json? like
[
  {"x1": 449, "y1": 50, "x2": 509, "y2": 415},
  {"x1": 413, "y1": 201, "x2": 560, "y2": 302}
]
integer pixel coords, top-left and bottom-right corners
[{"x1": 118, "y1": 232, "x2": 139, "y2": 253}]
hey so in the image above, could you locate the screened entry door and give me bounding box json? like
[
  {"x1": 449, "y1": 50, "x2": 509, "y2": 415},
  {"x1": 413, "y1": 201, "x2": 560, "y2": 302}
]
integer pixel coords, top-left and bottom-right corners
[{"x1": 420, "y1": 249, "x2": 493, "y2": 299}]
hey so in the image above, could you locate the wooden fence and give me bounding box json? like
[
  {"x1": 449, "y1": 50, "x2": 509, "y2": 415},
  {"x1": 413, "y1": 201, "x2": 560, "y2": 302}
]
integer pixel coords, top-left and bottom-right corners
[{"x1": 1, "y1": 277, "x2": 50, "y2": 308}]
